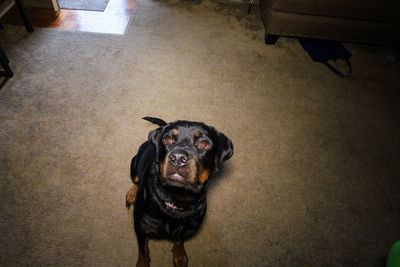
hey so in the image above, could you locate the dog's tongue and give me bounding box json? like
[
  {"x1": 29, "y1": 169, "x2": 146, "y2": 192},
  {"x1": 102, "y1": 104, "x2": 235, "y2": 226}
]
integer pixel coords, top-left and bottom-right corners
[{"x1": 165, "y1": 201, "x2": 184, "y2": 210}]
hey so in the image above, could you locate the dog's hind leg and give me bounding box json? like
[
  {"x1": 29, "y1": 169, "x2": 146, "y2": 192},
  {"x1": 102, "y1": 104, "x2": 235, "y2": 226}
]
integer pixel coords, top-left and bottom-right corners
[
  {"x1": 172, "y1": 240, "x2": 188, "y2": 267},
  {"x1": 136, "y1": 234, "x2": 150, "y2": 267}
]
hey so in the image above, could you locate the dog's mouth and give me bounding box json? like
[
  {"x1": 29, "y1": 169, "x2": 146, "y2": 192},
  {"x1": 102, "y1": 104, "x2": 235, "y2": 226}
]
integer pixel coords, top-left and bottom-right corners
[
  {"x1": 168, "y1": 173, "x2": 185, "y2": 183},
  {"x1": 162, "y1": 172, "x2": 202, "y2": 194}
]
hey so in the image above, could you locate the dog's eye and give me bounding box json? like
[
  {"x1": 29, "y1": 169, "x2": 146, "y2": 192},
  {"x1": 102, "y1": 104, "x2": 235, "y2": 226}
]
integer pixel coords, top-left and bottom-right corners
[
  {"x1": 163, "y1": 136, "x2": 174, "y2": 145},
  {"x1": 199, "y1": 141, "x2": 209, "y2": 150}
]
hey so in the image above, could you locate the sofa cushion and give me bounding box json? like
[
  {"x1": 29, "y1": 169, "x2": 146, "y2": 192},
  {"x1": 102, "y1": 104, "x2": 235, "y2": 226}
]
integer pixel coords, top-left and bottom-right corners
[{"x1": 270, "y1": 0, "x2": 400, "y2": 23}]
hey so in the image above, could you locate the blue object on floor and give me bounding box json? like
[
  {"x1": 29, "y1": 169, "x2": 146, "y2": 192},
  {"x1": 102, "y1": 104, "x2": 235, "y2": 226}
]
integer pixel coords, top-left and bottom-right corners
[{"x1": 298, "y1": 38, "x2": 352, "y2": 78}]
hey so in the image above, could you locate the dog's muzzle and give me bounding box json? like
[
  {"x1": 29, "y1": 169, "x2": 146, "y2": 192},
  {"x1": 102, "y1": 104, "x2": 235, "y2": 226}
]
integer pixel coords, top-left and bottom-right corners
[{"x1": 161, "y1": 149, "x2": 198, "y2": 189}]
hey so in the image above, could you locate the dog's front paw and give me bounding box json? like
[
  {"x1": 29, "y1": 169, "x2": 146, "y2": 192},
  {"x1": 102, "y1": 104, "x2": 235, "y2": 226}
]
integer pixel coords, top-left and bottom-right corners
[
  {"x1": 172, "y1": 242, "x2": 188, "y2": 267},
  {"x1": 136, "y1": 255, "x2": 150, "y2": 267},
  {"x1": 126, "y1": 184, "x2": 138, "y2": 209}
]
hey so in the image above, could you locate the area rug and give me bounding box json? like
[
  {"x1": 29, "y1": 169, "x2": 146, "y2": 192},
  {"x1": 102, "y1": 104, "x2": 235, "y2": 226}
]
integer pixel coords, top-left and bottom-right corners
[
  {"x1": 1, "y1": 0, "x2": 400, "y2": 265},
  {"x1": 58, "y1": 0, "x2": 110, "y2": 11}
]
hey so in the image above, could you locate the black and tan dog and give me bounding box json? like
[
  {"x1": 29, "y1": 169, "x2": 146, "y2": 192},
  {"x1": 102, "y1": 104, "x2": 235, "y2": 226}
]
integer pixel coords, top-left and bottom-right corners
[{"x1": 126, "y1": 117, "x2": 233, "y2": 267}]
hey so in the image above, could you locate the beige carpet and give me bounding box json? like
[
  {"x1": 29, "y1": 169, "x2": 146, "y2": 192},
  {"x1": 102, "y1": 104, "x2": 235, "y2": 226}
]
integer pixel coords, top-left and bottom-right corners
[{"x1": 1, "y1": 0, "x2": 400, "y2": 265}]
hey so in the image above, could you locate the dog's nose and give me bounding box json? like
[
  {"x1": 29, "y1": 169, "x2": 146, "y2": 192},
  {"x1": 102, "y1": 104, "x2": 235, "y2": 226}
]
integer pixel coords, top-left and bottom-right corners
[{"x1": 168, "y1": 151, "x2": 189, "y2": 167}]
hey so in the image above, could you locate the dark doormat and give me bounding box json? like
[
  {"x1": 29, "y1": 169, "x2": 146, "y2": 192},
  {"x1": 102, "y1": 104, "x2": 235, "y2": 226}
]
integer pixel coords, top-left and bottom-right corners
[
  {"x1": 58, "y1": 0, "x2": 111, "y2": 11},
  {"x1": 298, "y1": 38, "x2": 352, "y2": 78}
]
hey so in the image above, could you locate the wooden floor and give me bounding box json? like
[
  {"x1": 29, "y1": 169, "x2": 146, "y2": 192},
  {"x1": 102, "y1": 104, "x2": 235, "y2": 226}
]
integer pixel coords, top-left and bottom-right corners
[{"x1": 2, "y1": 0, "x2": 136, "y2": 34}]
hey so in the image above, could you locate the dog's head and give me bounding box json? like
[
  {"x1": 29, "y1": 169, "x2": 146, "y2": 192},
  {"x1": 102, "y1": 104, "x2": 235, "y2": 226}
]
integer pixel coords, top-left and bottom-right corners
[{"x1": 148, "y1": 120, "x2": 233, "y2": 194}]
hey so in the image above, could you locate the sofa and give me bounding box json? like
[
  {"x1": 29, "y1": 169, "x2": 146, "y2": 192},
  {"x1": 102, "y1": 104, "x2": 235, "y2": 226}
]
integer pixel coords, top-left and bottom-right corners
[{"x1": 259, "y1": 0, "x2": 400, "y2": 47}]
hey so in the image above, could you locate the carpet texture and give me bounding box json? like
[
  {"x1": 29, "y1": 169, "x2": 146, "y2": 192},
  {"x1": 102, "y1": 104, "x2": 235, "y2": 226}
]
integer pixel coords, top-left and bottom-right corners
[
  {"x1": 1, "y1": 0, "x2": 400, "y2": 265},
  {"x1": 58, "y1": 0, "x2": 110, "y2": 11}
]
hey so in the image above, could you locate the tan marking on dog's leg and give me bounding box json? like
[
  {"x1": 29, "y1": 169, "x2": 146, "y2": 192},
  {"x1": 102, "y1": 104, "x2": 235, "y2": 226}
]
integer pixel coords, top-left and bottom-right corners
[
  {"x1": 172, "y1": 240, "x2": 188, "y2": 267},
  {"x1": 126, "y1": 183, "x2": 138, "y2": 209}
]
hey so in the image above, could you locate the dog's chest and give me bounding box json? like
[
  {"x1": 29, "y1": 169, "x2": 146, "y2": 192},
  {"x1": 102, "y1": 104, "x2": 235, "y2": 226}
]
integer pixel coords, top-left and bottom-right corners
[{"x1": 139, "y1": 211, "x2": 202, "y2": 240}]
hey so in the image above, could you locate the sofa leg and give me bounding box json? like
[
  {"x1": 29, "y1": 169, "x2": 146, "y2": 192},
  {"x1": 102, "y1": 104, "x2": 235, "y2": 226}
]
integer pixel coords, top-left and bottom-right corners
[{"x1": 265, "y1": 34, "x2": 279, "y2": 45}]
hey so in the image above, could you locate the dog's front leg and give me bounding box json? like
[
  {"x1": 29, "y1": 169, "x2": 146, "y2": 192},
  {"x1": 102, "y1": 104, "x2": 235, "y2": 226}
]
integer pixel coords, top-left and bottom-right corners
[
  {"x1": 126, "y1": 183, "x2": 138, "y2": 209},
  {"x1": 136, "y1": 234, "x2": 150, "y2": 267},
  {"x1": 172, "y1": 240, "x2": 188, "y2": 267}
]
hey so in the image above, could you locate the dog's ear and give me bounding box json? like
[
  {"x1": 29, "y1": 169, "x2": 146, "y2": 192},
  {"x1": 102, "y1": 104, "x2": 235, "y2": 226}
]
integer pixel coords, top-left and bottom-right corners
[
  {"x1": 211, "y1": 128, "x2": 233, "y2": 171},
  {"x1": 148, "y1": 127, "x2": 164, "y2": 162}
]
